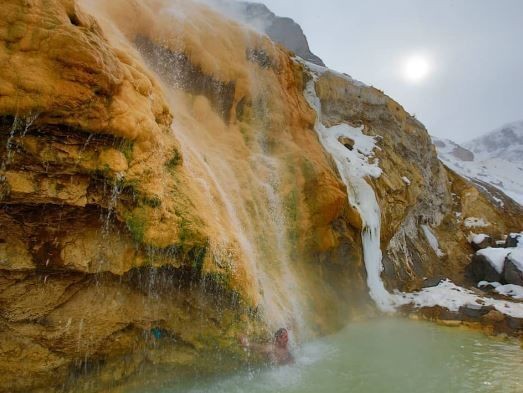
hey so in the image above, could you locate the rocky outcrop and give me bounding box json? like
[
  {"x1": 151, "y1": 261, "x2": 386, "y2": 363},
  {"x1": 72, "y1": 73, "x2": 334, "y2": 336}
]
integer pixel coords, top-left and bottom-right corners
[
  {"x1": 504, "y1": 260, "x2": 523, "y2": 286},
  {"x1": 311, "y1": 69, "x2": 522, "y2": 293},
  {"x1": 210, "y1": 0, "x2": 326, "y2": 66},
  {"x1": 467, "y1": 253, "x2": 504, "y2": 283}
]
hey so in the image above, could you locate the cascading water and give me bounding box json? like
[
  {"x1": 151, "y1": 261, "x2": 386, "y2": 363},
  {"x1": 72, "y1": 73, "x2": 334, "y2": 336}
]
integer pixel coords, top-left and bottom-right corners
[
  {"x1": 150, "y1": 37, "x2": 308, "y2": 336},
  {"x1": 244, "y1": 57, "x2": 308, "y2": 337},
  {"x1": 175, "y1": 131, "x2": 288, "y2": 327}
]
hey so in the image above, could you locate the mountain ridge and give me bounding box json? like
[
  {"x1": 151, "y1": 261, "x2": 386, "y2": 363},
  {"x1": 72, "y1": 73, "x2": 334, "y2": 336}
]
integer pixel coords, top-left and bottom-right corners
[
  {"x1": 205, "y1": 0, "x2": 326, "y2": 66},
  {"x1": 433, "y1": 121, "x2": 523, "y2": 205},
  {"x1": 465, "y1": 120, "x2": 523, "y2": 163}
]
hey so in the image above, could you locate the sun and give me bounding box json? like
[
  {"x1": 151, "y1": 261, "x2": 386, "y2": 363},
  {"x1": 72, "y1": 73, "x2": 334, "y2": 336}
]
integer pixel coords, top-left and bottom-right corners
[{"x1": 403, "y1": 55, "x2": 431, "y2": 83}]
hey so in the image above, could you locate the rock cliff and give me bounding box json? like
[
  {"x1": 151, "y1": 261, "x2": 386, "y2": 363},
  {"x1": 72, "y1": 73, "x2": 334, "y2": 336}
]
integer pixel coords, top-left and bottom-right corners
[
  {"x1": 204, "y1": 0, "x2": 326, "y2": 66},
  {"x1": 0, "y1": 0, "x2": 521, "y2": 392}
]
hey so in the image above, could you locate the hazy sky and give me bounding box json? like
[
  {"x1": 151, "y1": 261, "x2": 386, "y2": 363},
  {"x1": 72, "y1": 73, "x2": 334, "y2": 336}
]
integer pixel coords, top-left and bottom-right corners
[{"x1": 257, "y1": 0, "x2": 523, "y2": 142}]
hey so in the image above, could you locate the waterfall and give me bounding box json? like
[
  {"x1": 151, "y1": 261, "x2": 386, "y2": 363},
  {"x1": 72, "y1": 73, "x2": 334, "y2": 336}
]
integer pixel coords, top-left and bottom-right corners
[{"x1": 175, "y1": 130, "x2": 302, "y2": 332}]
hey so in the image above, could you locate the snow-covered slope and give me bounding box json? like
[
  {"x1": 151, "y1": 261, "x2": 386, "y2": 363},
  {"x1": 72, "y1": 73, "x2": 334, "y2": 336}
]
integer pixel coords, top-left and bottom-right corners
[
  {"x1": 433, "y1": 130, "x2": 523, "y2": 205},
  {"x1": 465, "y1": 120, "x2": 523, "y2": 163}
]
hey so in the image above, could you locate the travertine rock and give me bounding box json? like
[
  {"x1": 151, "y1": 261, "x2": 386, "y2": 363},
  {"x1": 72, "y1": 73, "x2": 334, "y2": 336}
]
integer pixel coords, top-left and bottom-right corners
[{"x1": 0, "y1": 1, "x2": 365, "y2": 391}]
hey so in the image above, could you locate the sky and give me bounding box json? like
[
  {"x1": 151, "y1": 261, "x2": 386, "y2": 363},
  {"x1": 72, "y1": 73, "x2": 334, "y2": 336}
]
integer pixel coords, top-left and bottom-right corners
[{"x1": 254, "y1": 0, "x2": 523, "y2": 142}]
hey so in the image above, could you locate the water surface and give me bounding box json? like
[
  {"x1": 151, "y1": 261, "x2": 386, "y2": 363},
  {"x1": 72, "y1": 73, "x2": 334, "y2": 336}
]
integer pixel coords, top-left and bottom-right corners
[{"x1": 137, "y1": 319, "x2": 522, "y2": 393}]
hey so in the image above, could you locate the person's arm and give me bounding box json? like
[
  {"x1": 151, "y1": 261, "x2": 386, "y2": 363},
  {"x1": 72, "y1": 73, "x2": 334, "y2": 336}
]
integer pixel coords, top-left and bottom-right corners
[{"x1": 239, "y1": 336, "x2": 273, "y2": 354}]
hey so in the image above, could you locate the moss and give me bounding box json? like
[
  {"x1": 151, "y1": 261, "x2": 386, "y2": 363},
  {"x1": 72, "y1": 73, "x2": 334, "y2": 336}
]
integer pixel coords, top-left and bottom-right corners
[
  {"x1": 239, "y1": 124, "x2": 251, "y2": 145},
  {"x1": 142, "y1": 195, "x2": 162, "y2": 208},
  {"x1": 189, "y1": 245, "x2": 207, "y2": 273},
  {"x1": 94, "y1": 164, "x2": 112, "y2": 179},
  {"x1": 301, "y1": 158, "x2": 316, "y2": 184},
  {"x1": 118, "y1": 140, "x2": 134, "y2": 162},
  {"x1": 166, "y1": 150, "x2": 182, "y2": 170},
  {"x1": 125, "y1": 211, "x2": 147, "y2": 243}
]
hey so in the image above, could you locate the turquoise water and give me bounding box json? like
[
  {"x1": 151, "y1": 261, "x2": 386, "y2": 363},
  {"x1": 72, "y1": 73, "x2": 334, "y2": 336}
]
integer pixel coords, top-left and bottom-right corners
[{"x1": 136, "y1": 319, "x2": 522, "y2": 393}]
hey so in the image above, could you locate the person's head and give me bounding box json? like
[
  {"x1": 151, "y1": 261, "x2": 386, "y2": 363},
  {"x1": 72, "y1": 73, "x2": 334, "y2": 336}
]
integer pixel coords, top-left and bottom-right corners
[{"x1": 274, "y1": 328, "x2": 289, "y2": 348}]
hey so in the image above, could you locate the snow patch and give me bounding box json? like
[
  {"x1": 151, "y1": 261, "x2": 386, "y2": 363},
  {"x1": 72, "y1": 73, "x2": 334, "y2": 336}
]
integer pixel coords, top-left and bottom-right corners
[
  {"x1": 421, "y1": 225, "x2": 445, "y2": 257},
  {"x1": 478, "y1": 281, "x2": 501, "y2": 289},
  {"x1": 468, "y1": 233, "x2": 488, "y2": 245},
  {"x1": 397, "y1": 280, "x2": 523, "y2": 318},
  {"x1": 508, "y1": 248, "x2": 523, "y2": 273},
  {"x1": 464, "y1": 217, "x2": 490, "y2": 228},
  {"x1": 401, "y1": 176, "x2": 411, "y2": 186},
  {"x1": 478, "y1": 281, "x2": 523, "y2": 300},
  {"x1": 476, "y1": 248, "x2": 511, "y2": 273},
  {"x1": 494, "y1": 284, "x2": 523, "y2": 300}
]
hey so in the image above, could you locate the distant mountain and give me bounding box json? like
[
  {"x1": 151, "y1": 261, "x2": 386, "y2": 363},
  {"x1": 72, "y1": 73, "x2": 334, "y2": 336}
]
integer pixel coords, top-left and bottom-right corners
[
  {"x1": 432, "y1": 122, "x2": 523, "y2": 205},
  {"x1": 205, "y1": 0, "x2": 326, "y2": 66},
  {"x1": 464, "y1": 120, "x2": 523, "y2": 163}
]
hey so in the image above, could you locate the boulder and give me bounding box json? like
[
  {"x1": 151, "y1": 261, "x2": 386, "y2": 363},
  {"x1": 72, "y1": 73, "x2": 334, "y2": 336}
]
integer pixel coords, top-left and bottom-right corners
[
  {"x1": 466, "y1": 253, "x2": 503, "y2": 283},
  {"x1": 504, "y1": 250, "x2": 523, "y2": 286},
  {"x1": 422, "y1": 276, "x2": 447, "y2": 288},
  {"x1": 459, "y1": 304, "x2": 493, "y2": 319},
  {"x1": 504, "y1": 260, "x2": 523, "y2": 286},
  {"x1": 469, "y1": 234, "x2": 496, "y2": 251},
  {"x1": 506, "y1": 317, "x2": 523, "y2": 331},
  {"x1": 481, "y1": 309, "x2": 506, "y2": 324},
  {"x1": 505, "y1": 233, "x2": 522, "y2": 248}
]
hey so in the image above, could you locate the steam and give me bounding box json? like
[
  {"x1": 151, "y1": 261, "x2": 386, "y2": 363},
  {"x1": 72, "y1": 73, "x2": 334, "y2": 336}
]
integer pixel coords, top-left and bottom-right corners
[{"x1": 195, "y1": 0, "x2": 273, "y2": 33}]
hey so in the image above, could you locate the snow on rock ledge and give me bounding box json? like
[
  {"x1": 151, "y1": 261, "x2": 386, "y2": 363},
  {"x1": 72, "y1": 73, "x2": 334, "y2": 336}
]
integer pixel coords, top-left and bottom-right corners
[
  {"x1": 398, "y1": 280, "x2": 523, "y2": 318},
  {"x1": 476, "y1": 248, "x2": 512, "y2": 274}
]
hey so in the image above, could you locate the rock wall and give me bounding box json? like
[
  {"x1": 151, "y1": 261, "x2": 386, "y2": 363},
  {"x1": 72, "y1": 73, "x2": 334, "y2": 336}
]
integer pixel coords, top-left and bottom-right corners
[
  {"x1": 313, "y1": 70, "x2": 522, "y2": 291},
  {"x1": 0, "y1": 1, "x2": 364, "y2": 391}
]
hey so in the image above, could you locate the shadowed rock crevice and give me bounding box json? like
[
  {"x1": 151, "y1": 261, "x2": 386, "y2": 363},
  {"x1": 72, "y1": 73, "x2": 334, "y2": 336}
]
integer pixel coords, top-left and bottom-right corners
[{"x1": 135, "y1": 36, "x2": 236, "y2": 123}]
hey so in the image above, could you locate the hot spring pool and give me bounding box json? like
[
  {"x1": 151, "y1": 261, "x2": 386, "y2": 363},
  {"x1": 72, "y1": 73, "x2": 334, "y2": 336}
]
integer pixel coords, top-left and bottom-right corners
[{"x1": 130, "y1": 318, "x2": 522, "y2": 393}]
